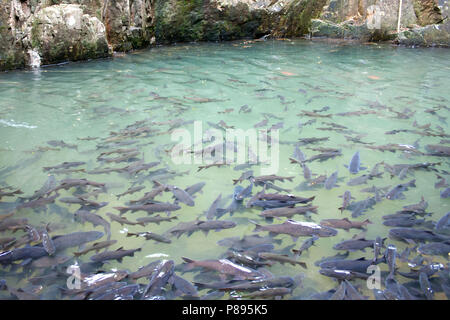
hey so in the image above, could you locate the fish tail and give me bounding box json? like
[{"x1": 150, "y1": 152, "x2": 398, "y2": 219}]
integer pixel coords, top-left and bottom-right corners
[
  {"x1": 113, "y1": 206, "x2": 127, "y2": 214},
  {"x1": 338, "y1": 207, "x2": 344, "y2": 213},
  {"x1": 310, "y1": 206, "x2": 318, "y2": 214},
  {"x1": 232, "y1": 179, "x2": 239, "y2": 185},
  {"x1": 364, "y1": 219, "x2": 372, "y2": 225},
  {"x1": 73, "y1": 252, "x2": 82, "y2": 257},
  {"x1": 138, "y1": 222, "x2": 146, "y2": 227},
  {"x1": 182, "y1": 257, "x2": 196, "y2": 271},
  {"x1": 297, "y1": 262, "x2": 307, "y2": 269},
  {"x1": 249, "y1": 219, "x2": 262, "y2": 232}
]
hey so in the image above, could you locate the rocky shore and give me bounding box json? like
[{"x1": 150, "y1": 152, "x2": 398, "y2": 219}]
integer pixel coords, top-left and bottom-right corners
[{"x1": 1, "y1": 0, "x2": 448, "y2": 71}]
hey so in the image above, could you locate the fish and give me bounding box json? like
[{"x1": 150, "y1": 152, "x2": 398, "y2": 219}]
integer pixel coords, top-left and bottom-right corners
[
  {"x1": 141, "y1": 260, "x2": 175, "y2": 299},
  {"x1": 181, "y1": 258, "x2": 263, "y2": 280},
  {"x1": 242, "y1": 287, "x2": 292, "y2": 299},
  {"x1": 382, "y1": 216, "x2": 426, "y2": 227},
  {"x1": 297, "y1": 111, "x2": 332, "y2": 118},
  {"x1": 74, "y1": 210, "x2": 111, "y2": 240},
  {"x1": 47, "y1": 140, "x2": 77, "y2": 150},
  {"x1": 136, "y1": 215, "x2": 178, "y2": 225},
  {"x1": 0, "y1": 247, "x2": 48, "y2": 264},
  {"x1": 346, "y1": 196, "x2": 377, "y2": 217},
  {"x1": 344, "y1": 280, "x2": 367, "y2": 300},
  {"x1": 41, "y1": 230, "x2": 56, "y2": 255},
  {"x1": 184, "y1": 182, "x2": 205, "y2": 197},
  {"x1": 43, "y1": 162, "x2": 85, "y2": 172},
  {"x1": 389, "y1": 228, "x2": 448, "y2": 243},
  {"x1": 217, "y1": 234, "x2": 282, "y2": 251},
  {"x1": 90, "y1": 247, "x2": 142, "y2": 263},
  {"x1": 169, "y1": 186, "x2": 195, "y2": 206},
  {"x1": 116, "y1": 186, "x2": 145, "y2": 199},
  {"x1": 257, "y1": 252, "x2": 307, "y2": 269},
  {"x1": 73, "y1": 240, "x2": 118, "y2": 257},
  {"x1": 324, "y1": 171, "x2": 339, "y2": 190},
  {"x1": 441, "y1": 188, "x2": 450, "y2": 198},
  {"x1": 51, "y1": 231, "x2": 104, "y2": 251},
  {"x1": 302, "y1": 163, "x2": 312, "y2": 180},
  {"x1": 205, "y1": 194, "x2": 222, "y2": 220},
  {"x1": 297, "y1": 137, "x2": 329, "y2": 146},
  {"x1": 344, "y1": 151, "x2": 365, "y2": 174},
  {"x1": 251, "y1": 175, "x2": 294, "y2": 183},
  {"x1": 126, "y1": 232, "x2": 171, "y2": 244},
  {"x1": 166, "y1": 220, "x2": 236, "y2": 238},
  {"x1": 260, "y1": 206, "x2": 318, "y2": 218},
  {"x1": 113, "y1": 203, "x2": 181, "y2": 215},
  {"x1": 435, "y1": 175, "x2": 448, "y2": 189},
  {"x1": 169, "y1": 274, "x2": 198, "y2": 298},
  {"x1": 320, "y1": 218, "x2": 372, "y2": 231},
  {"x1": 419, "y1": 272, "x2": 434, "y2": 300},
  {"x1": 417, "y1": 242, "x2": 450, "y2": 256},
  {"x1": 252, "y1": 219, "x2": 338, "y2": 240},
  {"x1": 226, "y1": 250, "x2": 274, "y2": 268},
  {"x1": 338, "y1": 191, "x2": 354, "y2": 213},
  {"x1": 127, "y1": 260, "x2": 161, "y2": 281},
  {"x1": 215, "y1": 276, "x2": 296, "y2": 292},
  {"x1": 330, "y1": 282, "x2": 346, "y2": 300},
  {"x1": 56, "y1": 179, "x2": 105, "y2": 191},
  {"x1": 435, "y1": 212, "x2": 450, "y2": 230},
  {"x1": 292, "y1": 235, "x2": 319, "y2": 256},
  {"x1": 319, "y1": 257, "x2": 385, "y2": 273},
  {"x1": 233, "y1": 171, "x2": 254, "y2": 185},
  {"x1": 254, "y1": 119, "x2": 268, "y2": 128},
  {"x1": 303, "y1": 151, "x2": 342, "y2": 163},
  {"x1": 314, "y1": 252, "x2": 349, "y2": 267},
  {"x1": 319, "y1": 268, "x2": 370, "y2": 281},
  {"x1": 106, "y1": 212, "x2": 146, "y2": 227},
  {"x1": 333, "y1": 237, "x2": 382, "y2": 252},
  {"x1": 31, "y1": 255, "x2": 71, "y2": 268},
  {"x1": 386, "y1": 179, "x2": 417, "y2": 200}
]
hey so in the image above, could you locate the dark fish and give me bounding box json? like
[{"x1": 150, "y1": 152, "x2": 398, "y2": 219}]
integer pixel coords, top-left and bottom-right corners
[
  {"x1": 116, "y1": 186, "x2": 145, "y2": 199},
  {"x1": 441, "y1": 188, "x2": 450, "y2": 198},
  {"x1": 90, "y1": 247, "x2": 141, "y2": 263},
  {"x1": 73, "y1": 240, "x2": 118, "y2": 257},
  {"x1": 324, "y1": 171, "x2": 339, "y2": 190},
  {"x1": 74, "y1": 210, "x2": 111, "y2": 240},
  {"x1": 217, "y1": 234, "x2": 282, "y2": 251},
  {"x1": 106, "y1": 212, "x2": 146, "y2": 227},
  {"x1": 319, "y1": 256, "x2": 385, "y2": 273},
  {"x1": 252, "y1": 219, "x2": 338, "y2": 240},
  {"x1": 43, "y1": 162, "x2": 85, "y2": 172},
  {"x1": 257, "y1": 252, "x2": 307, "y2": 269},
  {"x1": 389, "y1": 228, "x2": 448, "y2": 242},
  {"x1": 113, "y1": 203, "x2": 181, "y2": 214},
  {"x1": 31, "y1": 255, "x2": 71, "y2": 268},
  {"x1": 0, "y1": 247, "x2": 48, "y2": 264},
  {"x1": 242, "y1": 287, "x2": 292, "y2": 299},
  {"x1": 128, "y1": 260, "x2": 161, "y2": 281},
  {"x1": 136, "y1": 215, "x2": 178, "y2": 225},
  {"x1": 260, "y1": 205, "x2": 318, "y2": 218},
  {"x1": 182, "y1": 257, "x2": 263, "y2": 280},
  {"x1": 319, "y1": 268, "x2": 370, "y2": 280},
  {"x1": 292, "y1": 235, "x2": 319, "y2": 255},
  {"x1": 304, "y1": 151, "x2": 342, "y2": 163},
  {"x1": 435, "y1": 212, "x2": 450, "y2": 230},
  {"x1": 345, "y1": 151, "x2": 364, "y2": 174},
  {"x1": 383, "y1": 217, "x2": 425, "y2": 227},
  {"x1": 169, "y1": 186, "x2": 195, "y2": 206},
  {"x1": 185, "y1": 182, "x2": 205, "y2": 197},
  {"x1": 233, "y1": 171, "x2": 253, "y2": 185},
  {"x1": 166, "y1": 220, "x2": 236, "y2": 238},
  {"x1": 141, "y1": 260, "x2": 175, "y2": 299},
  {"x1": 41, "y1": 231, "x2": 55, "y2": 255},
  {"x1": 205, "y1": 194, "x2": 222, "y2": 220},
  {"x1": 419, "y1": 272, "x2": 434, "y2": 300},
  {"x1": 321, "y1": 218, "x2": 371, "y2": 231},
  {"x1": 47, "y1": 140, "x2": 77, "y2": 150},
  {"x1": 333, "y1": 238, "x2": 380, "y2": 252},
  {"x1": 417, "y1": 242, "x2": 450, "y2": 256},
  {"x1": 338, "y1": 191, "x2": 353, "y2": 213},
  {"x1": 126, "y1": 232, "x2": 171, "y2": 244},
  {"x1": 51, "y1": 231, "x2": 104, "y2": 251}
]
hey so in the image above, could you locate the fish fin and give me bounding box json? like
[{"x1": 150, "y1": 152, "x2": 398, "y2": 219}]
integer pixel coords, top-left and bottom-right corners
[{"x1": 298, "y1": 262, "x2": 307, "y2": 269}]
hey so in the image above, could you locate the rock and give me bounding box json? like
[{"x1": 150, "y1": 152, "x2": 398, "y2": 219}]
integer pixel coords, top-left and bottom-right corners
[{"x1": 29, "y1": 4, "x2": 111, "y2": 65}]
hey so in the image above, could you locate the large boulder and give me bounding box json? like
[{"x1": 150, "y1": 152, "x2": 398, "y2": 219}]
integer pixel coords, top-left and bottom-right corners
[
  {"x1": 29, "y1": 4, "x2": 111, "y2": 65},
  {"x1": 103, "y1": 0, "x2": 154, "y2": 51}
]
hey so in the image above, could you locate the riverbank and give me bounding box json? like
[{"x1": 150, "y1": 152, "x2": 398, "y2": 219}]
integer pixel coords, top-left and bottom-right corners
[{"x1": 1, "y1": 0, "x2": 449, "y2": 71}]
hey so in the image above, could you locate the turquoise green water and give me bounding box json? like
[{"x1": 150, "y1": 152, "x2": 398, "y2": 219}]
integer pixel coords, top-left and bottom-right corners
[{"x1": 0, "y1": 39, "x2": 449, "y2": 299}]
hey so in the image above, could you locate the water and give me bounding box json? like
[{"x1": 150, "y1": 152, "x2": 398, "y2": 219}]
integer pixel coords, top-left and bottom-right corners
[{"x1": 0, "y1": 39, "x2": 449, "y2": 300}]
